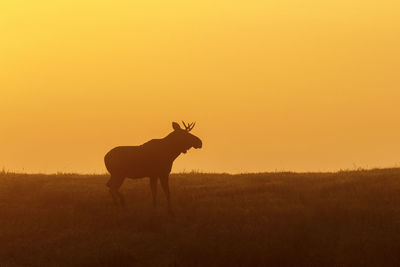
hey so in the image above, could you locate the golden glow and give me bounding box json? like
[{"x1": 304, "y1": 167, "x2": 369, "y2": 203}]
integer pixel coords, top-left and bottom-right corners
[{"x1": 1, "y1": 0, "x2": 400, "y2": 173}]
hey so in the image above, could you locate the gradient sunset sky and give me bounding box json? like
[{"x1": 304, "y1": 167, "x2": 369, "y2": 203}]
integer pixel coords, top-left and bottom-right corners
[{"x1": 1, "y1": 0, "x2": 399, "y2": 173}]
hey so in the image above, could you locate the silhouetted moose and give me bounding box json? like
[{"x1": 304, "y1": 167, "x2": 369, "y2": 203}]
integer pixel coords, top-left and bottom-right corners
[{"x1": 104, "y1": 121, "x2": 202, "y2": 214}]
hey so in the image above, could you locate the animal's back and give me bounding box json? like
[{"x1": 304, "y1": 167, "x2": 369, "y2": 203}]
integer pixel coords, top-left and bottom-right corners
[
  {"x1": 105, "y1": 146, "x2": 138, "y2": 175},
  {"x1": 104, "y1": 139, "x2": 168, "y2": 177}
]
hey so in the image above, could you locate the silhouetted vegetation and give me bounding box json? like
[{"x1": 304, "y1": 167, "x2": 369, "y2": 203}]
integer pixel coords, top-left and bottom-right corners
[{"x1": 1, "y1": 169, "x2": 400, "y2": 266}]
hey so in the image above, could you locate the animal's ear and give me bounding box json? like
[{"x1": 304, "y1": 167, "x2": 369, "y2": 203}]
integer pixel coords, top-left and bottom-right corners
[{"x1": 172, "y1": 122, "x2": 181, "y2": 131}]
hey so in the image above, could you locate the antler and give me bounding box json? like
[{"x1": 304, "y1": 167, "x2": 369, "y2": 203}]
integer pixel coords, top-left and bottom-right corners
[
  {"x1": 189, "y1": 122, "x2": 196, "y2": 131},
  {"x1": 182, "y1": 121, "x2": 188, "y2": 130},
  {"x1": 182, "y1": 121, "x2": 196, "y2": 132}
]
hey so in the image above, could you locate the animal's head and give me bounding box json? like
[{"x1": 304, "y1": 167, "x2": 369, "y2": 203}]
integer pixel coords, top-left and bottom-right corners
[{"x1": 169, "y1": 121, "x2": 202, "y2": 154}]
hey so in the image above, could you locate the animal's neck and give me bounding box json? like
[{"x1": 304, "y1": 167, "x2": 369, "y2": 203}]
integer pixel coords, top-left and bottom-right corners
[
  {"x1": 157, "y1": 134, "x2": 182, "y2": 161},
  {"x1": 162, "y1": 133, "x2": 182, "y2": 161}
]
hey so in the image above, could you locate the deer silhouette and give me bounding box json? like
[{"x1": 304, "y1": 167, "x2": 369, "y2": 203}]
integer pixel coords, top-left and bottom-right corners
[{"x1": 104, "y1": 121, "x2": 202, "y2": 214}]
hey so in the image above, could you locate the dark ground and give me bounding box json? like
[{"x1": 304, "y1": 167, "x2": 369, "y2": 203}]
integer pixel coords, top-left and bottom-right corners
[{"x1": 1, "y1": 169, "x2": 400, "y2": 266}]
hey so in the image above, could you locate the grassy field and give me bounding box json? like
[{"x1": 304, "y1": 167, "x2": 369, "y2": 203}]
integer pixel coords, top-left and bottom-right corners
[{"x1": 1, "y1": 169, "x2": 400, "y2": 266}]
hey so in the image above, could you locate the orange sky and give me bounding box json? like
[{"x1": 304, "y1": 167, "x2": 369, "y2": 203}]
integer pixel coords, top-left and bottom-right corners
[{"x1": 1, "y1": 0, "x2": 400, "y2": 173}]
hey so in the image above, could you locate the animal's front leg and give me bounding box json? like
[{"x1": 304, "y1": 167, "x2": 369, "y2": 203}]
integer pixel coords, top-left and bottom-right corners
[
  {"x1": 150, "y1": 177, "x2": 158, "y2": 207},
  {"x1": 160, "y1": 175, "x2": 173, "y2": 215}
]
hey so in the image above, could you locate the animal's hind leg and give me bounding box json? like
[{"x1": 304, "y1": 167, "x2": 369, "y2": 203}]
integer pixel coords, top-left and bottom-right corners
[
  {"x1": 106, "y1": 177, "x2": 117, "y2": 204},
  {"x1": 107, "y1": 175, "x2": 125, "y2": 206},
  {"x1": 150, "y1": 177, "x2": 158, "y2": 207}
]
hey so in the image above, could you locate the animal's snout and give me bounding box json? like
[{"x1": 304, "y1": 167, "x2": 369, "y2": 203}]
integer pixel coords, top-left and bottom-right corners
[{"x1": 194, "y1": 139, "x2": 202, "y2": 149}]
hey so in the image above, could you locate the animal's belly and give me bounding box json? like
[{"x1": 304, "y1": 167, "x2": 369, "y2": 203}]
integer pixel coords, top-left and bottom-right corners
[
  {"x1": 110, "y1": 161, "x2": 172, "y2": 178},
  {"x1": 105, "y1": 147, "x2": 174, "y2": 177}
]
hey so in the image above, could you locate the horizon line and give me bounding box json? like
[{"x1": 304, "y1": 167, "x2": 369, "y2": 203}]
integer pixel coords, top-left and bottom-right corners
[{"x1": 2, "y1": 167, "x2": 400, "y2": 176}]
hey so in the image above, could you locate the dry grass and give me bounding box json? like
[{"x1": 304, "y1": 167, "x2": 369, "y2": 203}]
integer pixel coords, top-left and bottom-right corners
[{"x1": 1, "y1": 169, "x2": 400, "y2": 266}]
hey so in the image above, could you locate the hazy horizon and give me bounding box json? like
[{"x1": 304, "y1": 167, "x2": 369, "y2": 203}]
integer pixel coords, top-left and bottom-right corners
[{"x1": 1, "y1": 0, "x2": 399, "y2": 174}]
